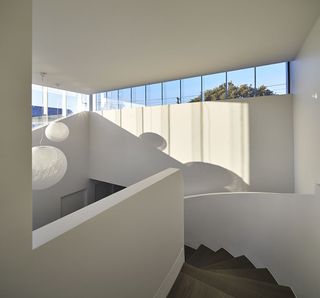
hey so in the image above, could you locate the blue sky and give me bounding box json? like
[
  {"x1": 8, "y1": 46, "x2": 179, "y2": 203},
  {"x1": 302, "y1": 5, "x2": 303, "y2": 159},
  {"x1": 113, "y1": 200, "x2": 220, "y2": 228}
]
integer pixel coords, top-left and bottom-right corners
[
  {"x1": 33, "y1": 62, "x2": 287, "y2": 111},
  {"x1": 32, "y1": 87, "x2": 82, "y2": 115}
]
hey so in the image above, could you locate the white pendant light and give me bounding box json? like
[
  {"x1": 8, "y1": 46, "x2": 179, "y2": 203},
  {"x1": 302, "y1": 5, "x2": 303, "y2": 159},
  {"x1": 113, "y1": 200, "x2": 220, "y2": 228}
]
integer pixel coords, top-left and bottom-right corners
[
  {"x1": 45, "y1": 121, "x2": 69, "y2": 142},
  {"x1": 32, "y1": 146, "x2": 68, "y2": 190},
  {"x1": 32, "y1": 73, "x2": 69, "y2": 190}
]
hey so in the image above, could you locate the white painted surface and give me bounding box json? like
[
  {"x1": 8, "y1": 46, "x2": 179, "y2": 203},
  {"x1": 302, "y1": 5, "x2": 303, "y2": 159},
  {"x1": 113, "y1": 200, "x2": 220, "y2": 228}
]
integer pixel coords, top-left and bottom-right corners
[
  {"x1": 291, "y1": 16, "x2": 320, "y2": 193},
  {"x1": 247, "y1": 96, "x2": 294, "y2": 192},
  {"x1": 89, "y1": 112, "x2": 248, "y2": 195},
  {"x1": 0, "y1": 1, "x2": 33, "y2": 296},
  {"x1": 185, "y1": 191, "x2": 320, "y2": 298},
  {"x1": 102, "y1": 96, "x2": 294, "y2": 193},
  {"x1": 30, "y1": 168, "x2": 183, "y2": 298},
  {"x1": 33, "y1": 168, "x2": 181, "y2": 248},
  {"x1": 32, "y1": 113, "x2": 90, "y2": 229},
  {"x1": 154, "y1": 247, "x2": 185, "y2": 298},
  {"x1": 89, "y1": 112, "x2": 181, "y2": 185}
]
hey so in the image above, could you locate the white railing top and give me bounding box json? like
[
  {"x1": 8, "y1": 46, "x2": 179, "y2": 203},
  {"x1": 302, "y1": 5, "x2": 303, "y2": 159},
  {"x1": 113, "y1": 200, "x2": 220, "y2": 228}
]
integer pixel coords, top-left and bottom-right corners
[
  {"x1": 184, "y1": 191, "x2": 315, "y2": 200},
  {"x1": 33, "y1": 168, "x2": 179, "y2": 249}
]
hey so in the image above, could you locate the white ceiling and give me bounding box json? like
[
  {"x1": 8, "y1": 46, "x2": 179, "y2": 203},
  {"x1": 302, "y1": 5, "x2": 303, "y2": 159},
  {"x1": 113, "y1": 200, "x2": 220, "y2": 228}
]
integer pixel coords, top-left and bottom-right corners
[{"x1": 32, "y1": 0, "x2": 320, "y2": 94}]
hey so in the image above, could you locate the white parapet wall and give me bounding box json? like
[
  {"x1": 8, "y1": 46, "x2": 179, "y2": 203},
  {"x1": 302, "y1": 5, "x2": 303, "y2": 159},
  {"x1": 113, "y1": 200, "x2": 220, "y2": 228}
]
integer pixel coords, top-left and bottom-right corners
[
  {"x1": 185, "y1": 190, "x2": 320, "y2": 298},
  {"x1": 29, "y1": 168, "x2": 184, "y2": 298},
  {"x1": 100, "y1": 95, "x2": 294, "y2": 193}
]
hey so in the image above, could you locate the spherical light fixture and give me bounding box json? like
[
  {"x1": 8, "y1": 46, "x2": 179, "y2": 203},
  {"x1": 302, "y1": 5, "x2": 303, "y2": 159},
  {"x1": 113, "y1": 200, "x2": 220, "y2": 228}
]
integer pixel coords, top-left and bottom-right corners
[
  {"x1": 139, "y1": 132, "x2": 167, "y2": 151},
  {"x1": 32, "y1": 146, "x2": 68, "y2": 190},
  {"x1": 45, "y1": 122, "x2": 69, "y2": 142}
]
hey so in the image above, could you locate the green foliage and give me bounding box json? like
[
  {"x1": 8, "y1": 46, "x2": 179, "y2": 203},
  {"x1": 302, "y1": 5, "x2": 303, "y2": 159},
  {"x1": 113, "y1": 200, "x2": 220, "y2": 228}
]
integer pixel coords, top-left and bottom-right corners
[{"x1": 189, "y1": 82, "x2": 274, "y2": 102}]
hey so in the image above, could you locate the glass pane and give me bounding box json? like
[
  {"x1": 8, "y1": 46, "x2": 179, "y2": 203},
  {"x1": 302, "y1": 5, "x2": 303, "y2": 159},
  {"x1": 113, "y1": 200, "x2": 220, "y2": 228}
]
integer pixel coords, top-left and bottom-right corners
[
  {"x1": 95, "y1": 92, "x2": 105, "y2": 111},
  {"x1": 146, "y1": 83, "x2": 161, "y2": 106},
  {"x1": 48, "y1": 87, "x2": 63, "y2": 121},
  {"x1": 227, "y1": 68, "x2": 255, "y2": 99},
  {"x1": 181, "y1": 77, "x2": 201, "y2": 103},
  {"x1": 132, "y1": 86, "x2": 145, "y2": 107},
  {"x1": 80, "y1": 95, "x2": 89, "y2": 111},
  {"x1": 32, "y1": 84, "x2": 46, "y2": 128},
  {"x1": 202, "y1": 73, "x2": 226, "y2": 101},
  {"x1": 66, "y1": 92, "x2": 78, "y2": 115},
  {"x1": 163, "y1": 80, "x2": 180, "y2": 105},
  {"x1": 256, "y1": 62, "x2": 287, "y2": 95},
  {"x1": 118, "y1": 88, "x2": 131, "y2": 109},
  {"x1": 106, "y1": 90, "x2": 119, "y2": 110}
]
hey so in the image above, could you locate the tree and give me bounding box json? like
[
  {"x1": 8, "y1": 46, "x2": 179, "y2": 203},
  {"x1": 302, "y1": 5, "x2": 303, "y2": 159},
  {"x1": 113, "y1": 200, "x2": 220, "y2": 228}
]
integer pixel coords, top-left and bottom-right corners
[{"x1": 190, "y1": 82, "x2": 274, "y2": 102}]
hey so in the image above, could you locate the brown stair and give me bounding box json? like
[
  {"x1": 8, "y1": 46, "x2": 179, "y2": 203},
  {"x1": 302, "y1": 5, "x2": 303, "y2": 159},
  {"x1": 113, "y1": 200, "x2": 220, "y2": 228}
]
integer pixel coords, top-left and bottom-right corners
[{"x1": 168, "y1": 245, "x2": 295, "y2": 298}]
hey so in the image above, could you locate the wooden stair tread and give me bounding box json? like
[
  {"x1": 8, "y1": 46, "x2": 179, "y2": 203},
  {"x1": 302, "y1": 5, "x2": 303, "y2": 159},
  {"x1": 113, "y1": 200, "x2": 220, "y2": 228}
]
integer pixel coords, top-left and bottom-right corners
[
  {"x1": 204, "y1": 255, "x2": 256, "y2": 270},
  {"x1": 211, "y1": 268, "x2": 278, "y2": 285},
  {"x1": 188, "y1": 245, "x2": 233, "y2": 267},
  {"x1": 167, "y1": 272, "x2": 234, "y2": 298},
  {"x1": 184, "y1": 245, "x2": 196, "y2": 261},
  {"x1": 182, "y1": 263, "x2": 295, "y2": 298}
]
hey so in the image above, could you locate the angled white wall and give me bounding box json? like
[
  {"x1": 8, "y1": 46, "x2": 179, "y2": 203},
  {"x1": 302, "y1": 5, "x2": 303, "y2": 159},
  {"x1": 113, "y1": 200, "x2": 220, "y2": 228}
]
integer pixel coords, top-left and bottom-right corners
[
  {"x1": 89, "y1": 112, "x2": 182, "y2": 186},
  {"x1": 32, "y1": 113, "x2": 89, "y2": 229},
  {"x1": 30, "y1": 169, "x2": 184, "y2": 298},
  {"x1": 291, "y1": 16, "x2": 320, "y2": 193},
  {"x1": 89, "y1": 112, "x2": 249, "y2": 195},
  {"x1": 101, "y1": 96, "x2": 294, "y2": 193}
]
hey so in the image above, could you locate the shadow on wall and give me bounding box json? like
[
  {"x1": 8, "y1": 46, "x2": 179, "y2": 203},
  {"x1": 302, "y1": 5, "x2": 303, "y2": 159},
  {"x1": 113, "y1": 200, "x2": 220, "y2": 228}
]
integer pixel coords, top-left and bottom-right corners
[
  {"x1": 139, "y1": 132, "x2": 167, "y2": 151},
  {"x1": 101, "y1": 98, "x2": 294, "y2": 193},
  {"x1": 103, "y1": 102, "x2": 250, "y2": 188},
  {"x1": 182, "y1": 162, "x2": 249, "y2": 195},
  {"x1": 138, "y1": 132, "x2": 248, "y2": 193}
]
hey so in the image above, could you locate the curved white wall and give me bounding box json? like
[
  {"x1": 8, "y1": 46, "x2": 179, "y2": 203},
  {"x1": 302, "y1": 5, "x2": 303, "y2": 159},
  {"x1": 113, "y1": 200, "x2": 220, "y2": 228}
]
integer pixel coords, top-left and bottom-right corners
[{"x1": 185, "y1": 189, "x2": 320, "y2": 298}]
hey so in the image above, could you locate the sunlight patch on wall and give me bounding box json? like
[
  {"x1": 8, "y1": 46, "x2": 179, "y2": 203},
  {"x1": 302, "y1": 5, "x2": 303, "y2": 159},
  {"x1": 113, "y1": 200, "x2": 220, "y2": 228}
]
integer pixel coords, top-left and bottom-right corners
[{"x1": 102, "y1": 102, "x2": 250, "y2": 185}]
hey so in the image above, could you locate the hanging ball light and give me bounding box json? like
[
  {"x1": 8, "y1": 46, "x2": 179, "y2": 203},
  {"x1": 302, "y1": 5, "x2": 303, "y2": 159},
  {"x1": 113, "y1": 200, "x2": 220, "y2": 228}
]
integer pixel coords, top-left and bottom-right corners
[
  {"x1": 45, "y1": 122, "x2": 69, "y2": 142},
  {"x1": 32, "y1": 146, "x2": 68, "y2": 190}
]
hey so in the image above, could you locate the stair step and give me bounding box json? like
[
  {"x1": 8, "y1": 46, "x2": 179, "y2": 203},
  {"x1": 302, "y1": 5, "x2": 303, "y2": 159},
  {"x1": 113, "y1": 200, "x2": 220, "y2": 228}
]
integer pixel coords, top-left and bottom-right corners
[
  {"x1": 210, "y1": 268, "x2": 278, "y2": 285},
  {"x1": 187, "y1": 245, "x2": 233, "y2": 267},
  {"x1": 182, "y1": 263, "x2": 295, "y2": 298},
  {"x1": 167, "y1": 272, "x2": 234, "y2": 298},
  {"x1": 204, "y1": 255, "x2": 255, "y2": 270},
  {"x1": 184, "y1": 245, "x2": 196, "y2": 261}
]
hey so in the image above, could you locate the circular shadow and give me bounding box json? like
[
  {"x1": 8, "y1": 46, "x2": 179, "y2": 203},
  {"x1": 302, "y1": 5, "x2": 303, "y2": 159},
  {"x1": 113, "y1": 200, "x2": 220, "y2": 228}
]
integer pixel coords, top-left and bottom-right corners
[
  {"x1": 182, "y1": 161, "x2": 249, "y2": 195},
  {"x1": 139, "y1": 132, "x2": 167, "y2": 151}
]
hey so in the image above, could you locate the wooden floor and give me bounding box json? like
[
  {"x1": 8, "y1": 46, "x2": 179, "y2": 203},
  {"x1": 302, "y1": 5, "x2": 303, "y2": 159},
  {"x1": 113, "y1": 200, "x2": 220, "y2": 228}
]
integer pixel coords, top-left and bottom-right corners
[{"x1": 168, "y1": 245, "x2": 295, "y2": 298}]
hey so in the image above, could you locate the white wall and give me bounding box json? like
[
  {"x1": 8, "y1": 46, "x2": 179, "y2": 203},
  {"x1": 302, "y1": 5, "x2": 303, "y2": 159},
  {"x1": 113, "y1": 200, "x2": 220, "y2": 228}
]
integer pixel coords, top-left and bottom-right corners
[
  {"x1": 291, "y1": 16, "x2": 320, "y2": 193},
  {"x1": 32, "y1": 114, "x2": 89, "y2": 229},
  {"x1": 89, "y1": 112, "x2": 249, "y2": 195},
  {"x1": 184, "y1": 189, "x2": 320, "y2": 298},
  {"x1": 102, "y1": 96, "x2": 294, "y2": 193},
  {"x1": 248, "y1": 96, "x2": 294, "y2": 192},
  {"x1": 89, "y1": 112, "x2": 182, "y2": 186},
  {"x1": 30, "y1": 169, "x2": 184, "y2": 298},
  {"x1": 0, "y1": 0, "x2": 33, "y2": 295}
]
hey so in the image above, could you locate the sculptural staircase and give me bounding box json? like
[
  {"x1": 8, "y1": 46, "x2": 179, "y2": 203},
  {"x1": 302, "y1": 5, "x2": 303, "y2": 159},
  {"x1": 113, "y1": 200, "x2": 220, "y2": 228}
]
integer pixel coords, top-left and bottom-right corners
[{"x1": 168, "y1": 245, "x2": 295, "y2": 297}]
